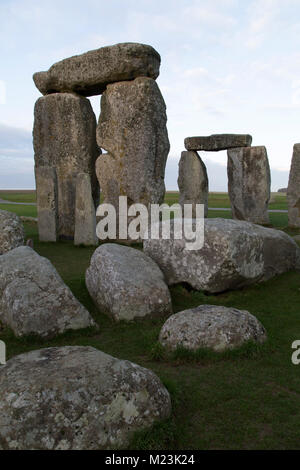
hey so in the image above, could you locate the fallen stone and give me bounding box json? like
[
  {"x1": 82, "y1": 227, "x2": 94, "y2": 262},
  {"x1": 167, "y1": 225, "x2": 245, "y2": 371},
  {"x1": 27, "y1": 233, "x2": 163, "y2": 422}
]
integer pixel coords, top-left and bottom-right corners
[
  {"x1": 143, "y1": 218, "x2": 300, "y2": 293},
  {"x1": 35, "y1": 166, "x2": 58, "y2": 242},
  {"x1": 33, "y1": 93, "x2": 100, "y2": 239},
  {"x1": 33, "y1": 43, "x2": 161, "y2": 97},
  {"x1": 227, "y1": 146, "x2": 271, "y2": 224},
  {"x1": 74, "y1": 173, "x2": 98, "y2": 246},
  {"x1": 0, "y1": 246, "x2": 96, "y2": 338},
  {"x1": 86, "y1": 243, "x2": 172, "y2": 321},
  {"x1": 184, "y1": 134, "x2": 252, "y2": 152},
  {"x1": 159, "y1": 305, "x2": 267, "y2": 352},
  {"x1": 288, "y1": 144, "x2": 300, "y2": 228},
  {"x1": 0, "y1": 210, "x2": 24, "y2": 255},
  {"x1": 0, "y1": 346, "x2": 171, "y2": 450},
  {"x1": 178, "y1": 151, "x2": 208, "y2": 217},
  {"x1": 96, "y1": 77, "x2": 170, "y2": 240}
]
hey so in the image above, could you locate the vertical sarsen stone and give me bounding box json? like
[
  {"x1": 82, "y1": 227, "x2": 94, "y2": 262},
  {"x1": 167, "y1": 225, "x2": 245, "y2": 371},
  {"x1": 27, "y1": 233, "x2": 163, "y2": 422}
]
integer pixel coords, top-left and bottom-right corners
[
  {"x1": 178, "y1": 150, "x2": 208, "y2": 217},
  {"x1": 33, "y1": 92, "x2": 100, "y2": 240}
]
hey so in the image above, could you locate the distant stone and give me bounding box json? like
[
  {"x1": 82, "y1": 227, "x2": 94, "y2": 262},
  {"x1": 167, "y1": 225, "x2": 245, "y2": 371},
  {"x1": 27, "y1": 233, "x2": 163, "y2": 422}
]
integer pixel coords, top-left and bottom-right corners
[
  {"x1": 74, "y1": 173, "x2": 98, "y2": 246},
  {"x1": 0, "y1": 210, "x2": 24, "y2": 255},
  {"x1": 184, "y1": 134, "x2": 252, "y2": 152},
  {"x1": 86, "y1": 244, "x2": 172, "y2": 321},
  {"x1": 227, "y1": 146, "x2": 271, "y2": 224},
  {"x1": 33, "y1": 43, "x2": 161, "y2": 97},
  {"x1": 288, "y1": 144, "x2": 300, "y2": 228},
  {"x1": 159, "y1": 305, "x2": 267, "y2": 352},
  {"x1": 0, "y1": 246, "x2": 96, "y2": 338},
  {"x1": 0, "y1": 346, "x2": 171, "y2": 449},
  {"x1": 35, "y1": 166, "x2": 58, "y2": 242},
  {"x1": 278, "y1": 188, "x2": 287, "y2": 193},
  {"x1": 178, "y1": 151, "x2": 208, "y2": 217},
  {"x1": 96, "y1": 77, "x2": 170, "y2": 240},
  {"x1": 143, "y1": 218, "x2": 300, "y2": 293},
  {"x1": 33, "y1": 93, "x2": 100, "y2": 239}
]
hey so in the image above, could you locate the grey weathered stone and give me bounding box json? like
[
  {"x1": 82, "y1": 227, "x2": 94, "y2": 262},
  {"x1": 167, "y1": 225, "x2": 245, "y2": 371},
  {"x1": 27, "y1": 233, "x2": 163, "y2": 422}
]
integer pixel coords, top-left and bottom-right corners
[
  {"x1": 178, "y1": 151, "x2": 208, "y2": 217},
  {"x1": 288, "y1": 144, "x2": 300, "y2": 228},
  {"x1": 74, "y1": 173, "x2": 98, "y2": 246},
  {"x1": 33, "y1": 93, "x2": 100, "y2": 239},
  {"x1": 278, "y1": 188, "x2": 287, "y2": 193},
  {"x1": 227, "y1": 146, "x2": 271, "y2": 224},
  {"x1": 35, "y1": 166, "x2": 58, "y2": 242},
  {"x1": 0, "y1": 210, "x2": 24, "y2": 255},
  {"x1": 184, "y1": 134, "x2": 252, "y2": 152},
  {"x1": 0, "y1": 346, "x2": 171, "y2": 450},
  {"x1": 143, "y1": 218, "x2": 300, "y2": 293},
  {"x1": 33, "y1": 43, "x2": 161, "y2": 97},
  {"x1": 0, "y1": 246, "x2": 96, "y2": 338},
  {"x1": 86, "y1": 243, "x2": 172, "y2": 321},
  {"x1": 96, "y1": 77, "x2": 170, "y2": 240},
  {"x1": 159, "y1": 305, "x2": 267, "y2": 352}
]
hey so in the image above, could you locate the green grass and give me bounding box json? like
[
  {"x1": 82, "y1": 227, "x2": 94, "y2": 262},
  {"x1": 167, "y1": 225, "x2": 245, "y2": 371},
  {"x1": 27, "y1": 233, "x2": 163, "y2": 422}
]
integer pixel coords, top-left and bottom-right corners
[
  {"x1": 0, "y1": 190, "x2": 36, "y2": 203},
  {"x1": 0, "y1": 204, "x2": 37, "y2": 217},
  {"x1": 0, "y1": 216, "x2": 300, "y2": 450},
  {"x1": 0, "y1": 191, "x2": 299, "y2": 450}
]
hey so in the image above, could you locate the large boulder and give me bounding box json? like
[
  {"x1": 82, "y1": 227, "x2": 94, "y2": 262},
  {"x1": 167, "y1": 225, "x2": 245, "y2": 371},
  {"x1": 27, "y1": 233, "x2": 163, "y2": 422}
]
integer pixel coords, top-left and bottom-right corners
[
  {"x1": 143, "y1": 218, "x2": 300, "y2": 293},
  {"x1": 96, "y1": 77, "x2": 170, "y2": 240},
  {"x1": 33, "y1": 92, "x2": 100, "y2": 239},
  {"x1": 288, "y1": 144, "x2": 300, "y2": 228},
  {"x1": 0, "y1": 210, "x2": 24, "y2": 255},
  {"x1": 33, "y1": 43, "x2": 161, "y2": 97},
  {"x1": 86, "y1": 244, "x2": 172, "y2": 321},
  {"x1": 178, "y1": 151, "x2": 208, "y2": 217},
  {"x1": 0, "y1": 246, "x2": 95, "y2": 338},
  {"x1": 159, "y1": 305, "x2": 267, "y2": 352},
  {"x1": 227, "y1": 146, "x2": 271, "y2": 224},
  {"x1": 184, "y1": 134, "x2": 252, "y2": 152},
  {"x1": 0, "y1": 346, "x2": 171, "y2": 450}
]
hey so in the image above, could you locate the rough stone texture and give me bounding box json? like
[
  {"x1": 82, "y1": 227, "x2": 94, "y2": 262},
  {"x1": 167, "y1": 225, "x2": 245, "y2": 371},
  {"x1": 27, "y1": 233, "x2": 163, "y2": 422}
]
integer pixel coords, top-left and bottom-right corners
[
  {"x1": 86, "y1": 243, "x2": 172, "y2": 321},
  {"x1": 74, "y1": 173, "x2": 98, "y2": 246},
  {"x1": 159, "y1": 305, "x2": 267, "y2": 352},
  {"x1": 0, "y1": 246, "x2": 96, "y2": 338},
  {"x1": 288, "y1": 144, "x2": 300, "y2": 228},
  {"x1": 35, "y1": 166, "x2": 58, "y2": 242},
  {"x1": 178, "y1": 151, "x2": 208, "y2": 217},
  {"x1": 33, "y1": 92, "x2": 100, "y2": 239},
  {"x1": 33, "y1": 43, "x2": 161, "y2": 97},
  {"x1": 0, "y1": 210, "x2": 24, "y2": 255},
  {"x1": 143, "y1": 218, "x2": 300, "y2": 293},
  {"x1": 0, "y1": 346, "x2": 171, "y2": 450},
  {"x1": 96, "y1": 77, "x2": 170, "y2": 239},
  {"x1": 184, "y1": 134, "x2": 252, "y2": 152},
  {"x1": 227, "y1": 146, "x2": 271, "y2": 224}
]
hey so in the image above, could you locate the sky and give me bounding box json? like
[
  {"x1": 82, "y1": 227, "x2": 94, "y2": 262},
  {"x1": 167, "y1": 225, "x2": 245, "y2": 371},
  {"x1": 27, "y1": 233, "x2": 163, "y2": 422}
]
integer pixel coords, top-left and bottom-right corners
[{"x1": 0, "y1": 0, "x2": 300, "y2": 190}]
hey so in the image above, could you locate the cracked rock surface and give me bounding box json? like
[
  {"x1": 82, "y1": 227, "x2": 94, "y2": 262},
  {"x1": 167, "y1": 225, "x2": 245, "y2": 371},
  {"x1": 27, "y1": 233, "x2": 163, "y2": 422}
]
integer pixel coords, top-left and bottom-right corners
[
  {"x1": 0, "y1": 346, "x2": 171, "y2": 450},
  {"x1": 0, "y1": 210, "x2": 24, "y2": 255},
  {"x1": 0, "y1": 246, "x2": 95, "y2": 338},
  {"x1": 159, "y1": 305, "x2": 267, "y2": 352}
]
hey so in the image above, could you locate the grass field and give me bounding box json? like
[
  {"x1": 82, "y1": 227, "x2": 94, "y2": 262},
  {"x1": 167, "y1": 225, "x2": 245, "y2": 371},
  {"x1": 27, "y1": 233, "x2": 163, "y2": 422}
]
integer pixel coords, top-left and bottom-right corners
[{"x1": 0, "y1": 191, "x2": 300, "y2": 450}]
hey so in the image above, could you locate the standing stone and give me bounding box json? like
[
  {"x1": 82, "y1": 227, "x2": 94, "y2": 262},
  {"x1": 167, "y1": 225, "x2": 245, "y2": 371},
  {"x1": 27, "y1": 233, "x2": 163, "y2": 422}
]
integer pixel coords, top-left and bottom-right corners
[
  {"x1": 33, "y1": 93, "x2": 100, "y2": 239},
  {"x1": 35, "y1": 166, "x2": 58, "y2": 242},
  {"x1": 0, "y1": 210, "x2": 24, "y2": 255},
  {"x1": 96, "y1": 77, "x2": 170, "y2": 239},
  {"x1": 178, "y1": 151, "x2": 208, "y2": 217},
  {"x1": 33, "y1": 43, "x2": 161, "y2": 97},
  {"x1": 287, "y1": 144, "x2": 300, "y2": 228},
  {"x1": 74, "y1": 173, "x2": 98, "y2": 246},
  {"x1": 227, "y1": 146, "x2": 271, "y2": 224}
]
